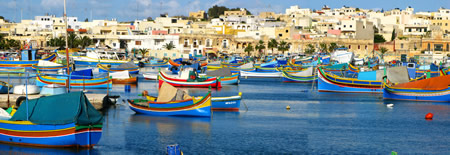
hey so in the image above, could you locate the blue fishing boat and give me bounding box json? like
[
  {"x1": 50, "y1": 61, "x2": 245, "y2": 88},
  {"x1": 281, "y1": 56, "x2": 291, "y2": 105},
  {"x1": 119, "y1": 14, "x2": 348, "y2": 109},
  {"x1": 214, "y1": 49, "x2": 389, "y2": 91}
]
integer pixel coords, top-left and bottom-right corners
[
  {"x1": 98, "y1": 61, "x2": 139, "y2": 74},
  {"x1": 0, "y1": 52, "x2": 57, "y2": 68},
  {"x1": 1, "y1": 92, "x2": 103, "y2": 148},
  {"x1": 317, "y1": 67, "x2": 382, "y2": 93},
  {"x1": 0, "y1": 81, "x2": 12, "y2": 94},
  {"x1": 36, "y1": 71, "x2": 112, "y2": 89},
  {"x1": 383, "y1": 75, "x2": 450, "y2": 102},
  {"x1": 211, "y1": 92, "x2": 242, "y2": 111},
  {"x1": 128, "y1": 82, "x2": 212, "y2": 117}
]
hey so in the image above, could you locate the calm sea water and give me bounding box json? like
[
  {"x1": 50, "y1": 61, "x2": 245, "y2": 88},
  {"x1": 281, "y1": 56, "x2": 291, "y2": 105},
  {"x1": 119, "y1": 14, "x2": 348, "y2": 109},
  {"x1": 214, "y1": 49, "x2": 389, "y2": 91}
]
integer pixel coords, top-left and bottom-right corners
[{"x1": 0, "y1": 68, "x2": 449, "y2": 154}]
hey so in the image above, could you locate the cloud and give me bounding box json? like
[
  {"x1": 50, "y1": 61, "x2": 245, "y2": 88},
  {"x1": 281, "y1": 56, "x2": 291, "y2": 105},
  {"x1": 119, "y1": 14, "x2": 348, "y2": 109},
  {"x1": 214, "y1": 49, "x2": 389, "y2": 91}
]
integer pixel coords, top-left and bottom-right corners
[
  {"x1": 212, "y1": 0, "x2": 227, "y2": 6},
  {"x1": 40, "y1": 0, "x2": 63, "y2": 10}
]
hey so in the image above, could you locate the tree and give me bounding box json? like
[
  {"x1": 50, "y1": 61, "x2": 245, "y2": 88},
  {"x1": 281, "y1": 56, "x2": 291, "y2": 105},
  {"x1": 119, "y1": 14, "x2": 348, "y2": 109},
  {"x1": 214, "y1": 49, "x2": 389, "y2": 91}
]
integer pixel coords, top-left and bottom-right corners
[
  {"x1": 84, "y1": 18, "x2": 89, "y2": 22},
  {"x1": 328, "y1": 42, "x2": 338, "y2": 52},
  {"x1": 138, "y1": 48, "x2": 148, "y2": 57},
  {"x1": 268, "y1": 39, "x2": 278, "y2": 54},
  {"x1": 47, "y1": 37, "x2": 65, "y2": 49},
  {"x1": 255, "y1": 40, "x2": 265, "y2": 56},
  {"x1": 380, "y1": 47, "x2": 388, "y2": 60},
  {"x1": 207, "y1": 5, "x2": 229, "y2": 18},
  {"x1": 79, "y1": 36, "x2": 92, "y2": 49},
  {"x1": 374, "y1": 34, "x2": 386, "y2": 43},
  {"x1": 163, "y1": 42, "x2": 176, "y2": 50},
  {"x1": 67, "y1": 32, "x2": 78, "y2": 48},
  {"x1": 356, "y1": 8, "x2": 360, "y2": 11},
  {"x1": 277, "y1": 41, "x2": 289, "y2": 54},
  {"x1": 305, "y1": 44, "x2": 315, "y2": 54},
  {"x1": 146, "y1": 17, "x2": 153, "y2": 21},
  {"x1": 391, "y1": 29, "x2": 396, "y2": 41},
  {"x1": 373, "y1": 25, "x2": 379, "y2": 33},
  {"x1": 244, "y1": 44, "x2": 254, "y2": 56},
  {"x1": 319, "y1": 43, "x2": 327, "y2": 53}
]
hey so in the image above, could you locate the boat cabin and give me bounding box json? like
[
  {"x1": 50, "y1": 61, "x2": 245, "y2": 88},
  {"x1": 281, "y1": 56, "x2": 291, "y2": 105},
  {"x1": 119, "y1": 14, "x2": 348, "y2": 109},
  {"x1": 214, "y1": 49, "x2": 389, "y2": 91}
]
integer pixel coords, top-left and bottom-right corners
[{"x1": 21, "y1": 49, "x2": 37, "y2": 60}]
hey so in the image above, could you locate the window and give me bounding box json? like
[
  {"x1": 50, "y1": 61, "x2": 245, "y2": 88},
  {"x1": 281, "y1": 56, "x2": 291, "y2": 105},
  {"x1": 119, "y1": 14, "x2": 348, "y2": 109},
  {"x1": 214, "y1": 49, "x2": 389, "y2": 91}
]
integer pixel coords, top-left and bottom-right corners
[
  {"x1": 350, "y1": 25, "x2": 352, "y2": 28},
  {"x1": 164, "y1": 53, "x2": 168, "y2": 56},
  {"x1": 343, "y1": 25, "x2": 346, "y2": 28},
  {"x1": 358, "y1": 45, "x2": 360, "y2": 49},
  {"x1": 173, "y1": 53, "x2": 176, "y2": 57},
  {"x1": 348, "y1": 45, "x2": 351, "y2": 49},
  {"x1": 400, "y1": 43, "x2": 404, "y2": 48},
  {"x1": 279, "y1": 34, "x2": 283, "y2": 37},
  {"x1": 135, "y1": 41, "x2": 141, "y2": 45},
  {"x1": 286, "y1": 30, "x2": 289, "y2": 33}
]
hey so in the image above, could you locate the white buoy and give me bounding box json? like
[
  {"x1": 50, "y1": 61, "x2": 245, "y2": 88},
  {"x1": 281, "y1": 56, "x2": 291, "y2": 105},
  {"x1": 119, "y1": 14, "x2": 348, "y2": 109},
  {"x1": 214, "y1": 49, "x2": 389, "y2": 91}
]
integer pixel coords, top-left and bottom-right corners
[{"x1": 386, "y1": 104, "x2": 394, "y2": 108}]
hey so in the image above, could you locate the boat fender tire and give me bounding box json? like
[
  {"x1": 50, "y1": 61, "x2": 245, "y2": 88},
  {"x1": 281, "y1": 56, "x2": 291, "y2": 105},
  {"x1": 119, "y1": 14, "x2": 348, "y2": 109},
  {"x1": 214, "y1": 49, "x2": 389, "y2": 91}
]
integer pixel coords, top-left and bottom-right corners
[
  {"x1": 16, "y1": 96, "x2": 27, "y2": 107},
  {"x1": 138, "y1": 62, "x2": 145, "y2": 68},
  {"x1": 102, "y1": 96, "x2": 114, "y2": 109}
]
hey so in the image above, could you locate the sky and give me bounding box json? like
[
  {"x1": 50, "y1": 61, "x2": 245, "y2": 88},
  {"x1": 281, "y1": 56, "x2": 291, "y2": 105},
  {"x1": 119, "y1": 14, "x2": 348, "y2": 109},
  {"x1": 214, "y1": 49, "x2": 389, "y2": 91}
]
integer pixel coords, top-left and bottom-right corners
[{"x1": 0, "y1": 0, "x2": 449, "y2": 22}]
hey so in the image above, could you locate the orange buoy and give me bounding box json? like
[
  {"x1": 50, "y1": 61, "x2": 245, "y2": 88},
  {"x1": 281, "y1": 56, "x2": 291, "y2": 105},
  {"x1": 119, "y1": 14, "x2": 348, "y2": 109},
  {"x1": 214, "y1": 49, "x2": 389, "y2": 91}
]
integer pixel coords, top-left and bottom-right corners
[{"x1": 425, "y1": 113, "x2": 433, "y2": 120}]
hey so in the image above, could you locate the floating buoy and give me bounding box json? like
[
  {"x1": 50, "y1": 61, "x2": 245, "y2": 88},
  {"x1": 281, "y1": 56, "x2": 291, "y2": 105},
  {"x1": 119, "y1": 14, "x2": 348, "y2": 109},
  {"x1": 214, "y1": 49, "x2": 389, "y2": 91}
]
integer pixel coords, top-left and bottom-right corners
[
  {"x1": 425, "y1": 113, "x2": 433, "y2": 120},
  {"x1": 286, "y1": 105, "x2": 290, "y2": 110},
  {"x1": 386, "y1": 104, "x2": 394, "y2": 108}
]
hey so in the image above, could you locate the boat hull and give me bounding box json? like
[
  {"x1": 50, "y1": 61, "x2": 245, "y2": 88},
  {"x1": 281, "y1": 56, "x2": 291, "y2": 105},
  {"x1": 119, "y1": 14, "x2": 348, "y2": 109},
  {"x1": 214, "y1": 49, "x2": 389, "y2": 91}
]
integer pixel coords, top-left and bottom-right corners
[
  {"x1": 159, "y1": 71, "x2": 222, "y2": 88},
  {"x1": 0, "y1": 53, "x2": 57, "y2": 68},
  {"x1": 128, "y1": 93, "x2": 212, "y2": 117},
  {"x1": 112, "y1": 77, "x2": 137, "y2": 84},
  {"x1": 0, "y1": 121, "x2": 102, "y2": 148},
  {"x1": 36, "y1": 74, "x2": 112, "y2": 89},
  {"x1": 383, "y1": 86, "x2": 450, "y2": 102},
  {"x1": 240, "y1": 70, "x2": 281, "y2": 78},
  {"x1": 98, "y1": 64, "x2": 139, "y2": 74},
  {"x1": 211, "y1": 94, "x2": 241, "y2": 111},
  {"x1": 317, "y1": 68, "x2": 382, "y2": 93}
]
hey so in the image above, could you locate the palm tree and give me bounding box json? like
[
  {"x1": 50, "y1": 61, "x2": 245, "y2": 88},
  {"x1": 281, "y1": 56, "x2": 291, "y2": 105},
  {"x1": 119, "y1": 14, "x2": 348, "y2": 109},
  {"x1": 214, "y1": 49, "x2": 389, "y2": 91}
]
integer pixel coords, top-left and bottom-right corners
[
  {"x1": 380, "y1": 47, "x2": 388, "y2": 61},
  {"x1": 319, "y1": 43, "x2": 327, "y2": 53},
  {"x1": 67, "y1": 32, "x2": 78, "y2": 48},
  {"x1": 79, "y1": 36, "x2": 92, "y2": 49},
  {"x1": 277, "y1": 41, "x2": 289, "y2": 55},
  {"x1": 244, "y1": 44, "x2": 254, "y2": 56},
  {"x1": 48, "y1": 37, "x2": 65, "y2": 49},
  {"x1": 163, "y1": 42, "x2": 176, "y2": 50},
  {"x1": 138, "y1": 48, "x2": 148, "y2": 57},
  {"x1": 305, "y1": 44, "x2": 315, "y2": 54},
  {"x1": 328, "y1": 42, "x2": 338, "y2": 53},
  {"x1": 255, "y1": 40, "x2": 266, "y2": 56},
  {"x1": 268, "y1": 39, "x2": 278, "y2": 54}
]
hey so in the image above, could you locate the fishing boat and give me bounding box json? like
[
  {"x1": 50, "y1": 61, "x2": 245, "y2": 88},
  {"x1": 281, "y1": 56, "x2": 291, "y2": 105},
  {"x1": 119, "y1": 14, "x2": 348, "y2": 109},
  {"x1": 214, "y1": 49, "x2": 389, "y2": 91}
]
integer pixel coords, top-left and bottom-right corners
[
  {"x1": 72, "y1": 48, "x2": 135, "y2": 66},
  {"x1": 36, "y1": 72, "x2": 112, "y2": 89},
  {"x1": 211, "y1": 92, "x2": 242, "y2": 111},
  {"x1": 0, "y1": 52, "x2": 57, "y2": 68},
  {"x1": 139, "y1": 59, "x2": 169, "y2": 67},
  {"x1": 127, "y1": 82, "x2": 211, "y2": 117},
  {"x1": 0, "y1": 68, "x2": 25, "y2": 76},
  {"x1": 13, "y1": 85, "x2": 40, "y2": 95},
  {"x1": 159, "y1": 71, "x2": 222, "y2": 88},
  {"x1": 31, "y1": 60, "x2": 70, "y2": 72},
  {"x1": 143, "y1": 72, "x2": 158, "y2": 80},
  {"x1": 383, "y1": 75, "x2": 450, "y2": 102},
  {"x1": 0, "y1": 81, "x2": 12, "y2": 94},
  {"x1": 1, "y1": 92, "x2": 103, "y2": 147},
  {"x1": 317, "y1": 66, "x2": 382, "y2": 93},
  {"x1": 98, "y1": 61, "x2": 139, "y2": 74},
  {"x1": 110, "y1": 70, "x2": 137, "y2": 84},
  {"x1": 240, "y1": 70, "x2": 282, "y2": 78},
  {"x1": 282, "y1": 67, "x2": 316, "y2": 83}
]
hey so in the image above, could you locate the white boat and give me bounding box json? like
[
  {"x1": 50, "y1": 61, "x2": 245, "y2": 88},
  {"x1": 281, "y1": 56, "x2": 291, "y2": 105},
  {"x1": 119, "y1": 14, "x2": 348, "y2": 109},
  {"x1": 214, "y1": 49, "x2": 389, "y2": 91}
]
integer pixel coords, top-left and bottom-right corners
[
  {"x1": 40, "y1": 84, "x2": 67, "y2": 96},
  {"x1": 331, "y1": 48, "x2": 354, "y2": 64},
  {"x1": 240, "y1": 70, "x2": 282, "y2": 78},
  {"x1": 13, "y1": 84, "x2": 40, "y2": 95},
  {"x1": 143, "y1": 73, "x2": 158, "y2": 80}
]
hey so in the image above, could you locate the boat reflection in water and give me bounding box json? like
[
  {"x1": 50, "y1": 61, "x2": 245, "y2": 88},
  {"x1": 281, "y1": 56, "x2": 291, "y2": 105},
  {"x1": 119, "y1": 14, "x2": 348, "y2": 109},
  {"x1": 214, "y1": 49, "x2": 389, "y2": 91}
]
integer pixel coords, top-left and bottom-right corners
[
  {"x1": 128, "y1": 114, "x2": 211, "y2": 139},
  {"x1": 0, "y1": 143, "x2": 98, "y2": 155}
]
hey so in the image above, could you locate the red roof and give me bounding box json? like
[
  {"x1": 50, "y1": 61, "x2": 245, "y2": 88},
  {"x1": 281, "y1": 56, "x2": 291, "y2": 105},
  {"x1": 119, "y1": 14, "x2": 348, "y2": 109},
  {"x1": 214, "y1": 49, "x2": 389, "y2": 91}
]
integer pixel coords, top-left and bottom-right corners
[{"x1": 67, "y1": 28, "x2": 74, "y2": 32}]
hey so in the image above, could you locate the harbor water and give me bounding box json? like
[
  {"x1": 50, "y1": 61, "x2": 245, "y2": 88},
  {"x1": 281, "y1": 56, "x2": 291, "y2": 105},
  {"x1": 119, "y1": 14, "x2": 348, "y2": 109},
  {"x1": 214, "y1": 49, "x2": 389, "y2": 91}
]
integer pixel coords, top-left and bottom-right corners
[{"x1": 0, "y1": 68, "x2": 449, "y2": 154}]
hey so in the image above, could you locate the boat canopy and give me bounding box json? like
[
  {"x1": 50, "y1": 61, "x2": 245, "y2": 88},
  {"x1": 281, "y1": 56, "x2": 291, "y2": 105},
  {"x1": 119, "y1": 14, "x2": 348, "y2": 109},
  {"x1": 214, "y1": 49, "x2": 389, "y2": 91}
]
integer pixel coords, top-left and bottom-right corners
[
  {"x1": 71, "y1": 69, "x2": 93, "y2": 79},
  {"x1": 394, "y1": 75, "x2": 450, "y2": 90},
  {"x1": 10, "y1": 92, "x2": 103, "y2": 125},
  {"x1": 206, "y1": 68, "x2": 232, "y2": 77},
  {"x1": 386, "y1": 66, "x2": 410, "y2": 84},
  {"x1": 156, "y1": 82, "x2": 191, "y2": 102},
  {"x1": 118, "y1": 61, "x2": 138, "y2": 68}
]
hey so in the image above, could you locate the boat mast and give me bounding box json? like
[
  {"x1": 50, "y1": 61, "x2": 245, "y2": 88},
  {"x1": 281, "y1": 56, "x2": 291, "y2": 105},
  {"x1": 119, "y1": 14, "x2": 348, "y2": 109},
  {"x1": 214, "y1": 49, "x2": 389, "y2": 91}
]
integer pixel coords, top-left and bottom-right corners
[{"x1": 64, "y1": 0, "x2": 70, "y2": 90}]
